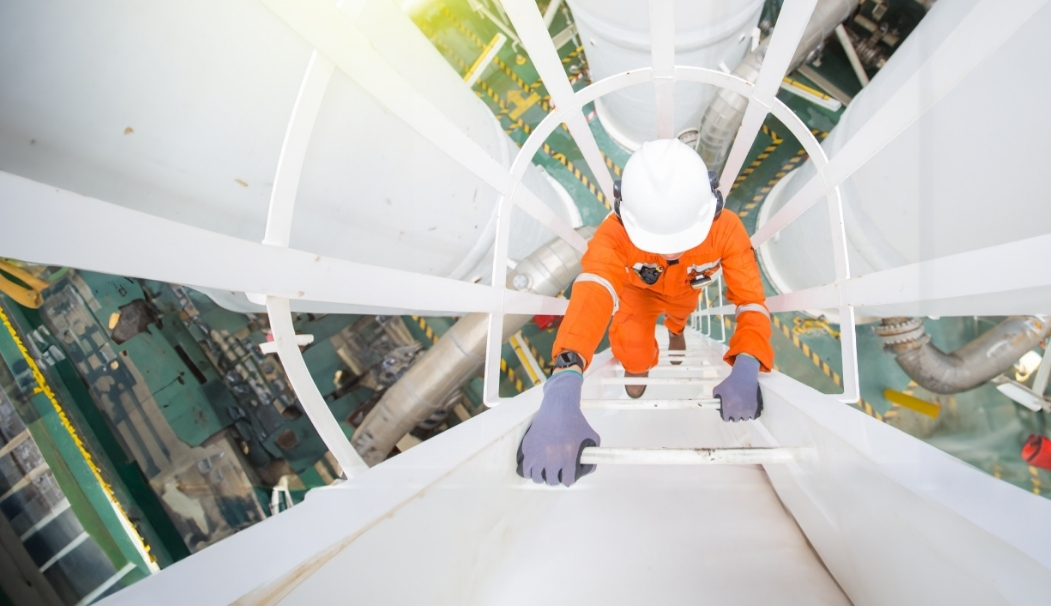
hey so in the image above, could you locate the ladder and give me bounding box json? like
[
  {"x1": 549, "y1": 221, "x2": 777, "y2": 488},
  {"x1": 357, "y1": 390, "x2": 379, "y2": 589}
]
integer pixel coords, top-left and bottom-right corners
[{"x1": 577, "y1": 346, "x2": 800, "y2": 467}]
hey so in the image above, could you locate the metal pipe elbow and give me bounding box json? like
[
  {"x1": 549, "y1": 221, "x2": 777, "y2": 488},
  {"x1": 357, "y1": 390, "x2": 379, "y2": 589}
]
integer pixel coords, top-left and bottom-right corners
[{"x1": 876, "y1": 316, "x2": 1051, "y2": 394}]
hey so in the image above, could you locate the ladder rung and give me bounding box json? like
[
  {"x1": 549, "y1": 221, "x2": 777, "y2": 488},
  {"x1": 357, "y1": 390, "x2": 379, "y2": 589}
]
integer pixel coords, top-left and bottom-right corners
[
  {"x1": 602, "y1": 376, "x2": 718, "y2": 386},
  {"x1": 616, "y1": 366, "x2": 723, "y2": 374},
  {"x1": 579, "y1": 447, "x2": 798, "y2": 466},
  {"x1": 581, "y1": 398, "x2": 720, "y2": 410}
]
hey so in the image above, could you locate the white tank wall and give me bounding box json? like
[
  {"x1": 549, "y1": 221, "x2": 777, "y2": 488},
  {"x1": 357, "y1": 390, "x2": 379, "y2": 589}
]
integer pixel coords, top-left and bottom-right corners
[
  {"x1": 0, "y1": 0, "x2": 570, "y2": 301},
  {"x1": 567, "y1": 0, "x2": 763, "y2": 150},
  {"x1": 757, "y1": 0, "x2": 1051, "y2": 317}
]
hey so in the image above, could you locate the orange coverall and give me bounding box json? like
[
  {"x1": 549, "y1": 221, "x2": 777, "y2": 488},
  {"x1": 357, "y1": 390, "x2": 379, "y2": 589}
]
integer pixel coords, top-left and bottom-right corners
[{"x1": 552, "y1": 210, "x2": 773, "y2": 374}]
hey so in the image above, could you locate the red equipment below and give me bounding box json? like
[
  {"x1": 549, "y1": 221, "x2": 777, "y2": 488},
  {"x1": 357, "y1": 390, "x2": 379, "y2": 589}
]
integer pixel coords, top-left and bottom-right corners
[{"x1": 1022, "y1": 434, "x2": 1051, "y2": 472}]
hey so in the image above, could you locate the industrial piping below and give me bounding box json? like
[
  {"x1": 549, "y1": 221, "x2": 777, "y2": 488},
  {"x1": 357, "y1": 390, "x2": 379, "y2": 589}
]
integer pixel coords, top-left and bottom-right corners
[
  {"x1": 696, "y1": 0, "x2": 858, "y2": 173},
  {"x1": 351, "y1": 227, "x2": 597, "y2": 466},
  {"x1": 875, "y1": 316, "x2": 1051, "y2": 394}
]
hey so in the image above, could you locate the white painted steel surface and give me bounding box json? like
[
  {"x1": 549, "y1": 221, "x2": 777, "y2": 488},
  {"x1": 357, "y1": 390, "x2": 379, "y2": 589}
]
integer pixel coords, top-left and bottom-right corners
[
  {"x1": 0, "y1": 171, "x2": 568, "y2": 318},
  {"x1": 757, "y1": 0, "x2": 1051, "y2": 318},
  {"x1": 501, "y1": 0, "x2": 614, "y2": 201},
  {"x1": 579, "y1": 446, "x2": 801, "y2": 465},
  {"x1": 5, "y1": 0, "x2": 1051, "y2": 600},
  {"x1": 265, "y1": 297, "x2": 368, "y2": 477},
  {"x1": 0, "y1": 0, "x2": 569, "y2": 298},
  {"x1": 480, "y1": 56, "x2": 860, "y2": 404},
  {"x1": 648, "y1": 0, "x2": 677, "y2": 139},
  {"x1": 581, "y1": 398, "x2": 720, "y2": 410},
  {"x1": 566, "y1": 0, "x2": 763, "y2": 149},
  {"x1": 718, "y1": 0, "x2": 818, "y2": 193},
  {"x1": 99, "y1": 335, "x2": 1051, "y2": 605}
]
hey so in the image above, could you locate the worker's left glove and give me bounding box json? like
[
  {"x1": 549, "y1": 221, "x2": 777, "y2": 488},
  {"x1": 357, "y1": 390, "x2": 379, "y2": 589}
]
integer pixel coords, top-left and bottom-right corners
[
  {"x1": 516, "y1": 371, "x2": 600, "y2": 487},
  {"x1": 714, "y1": 354, "x2": 763, "y2": 422}
]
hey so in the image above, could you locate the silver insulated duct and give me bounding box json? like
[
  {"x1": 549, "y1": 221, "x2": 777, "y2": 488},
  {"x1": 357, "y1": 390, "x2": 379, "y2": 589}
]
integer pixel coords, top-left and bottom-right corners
[
  {"x1": 352, "y1": 227, "x2": 596, "y2": 466},
  {"x1": 697, "y1": 0, "x2": 858, "y2": 172},
  {"x1": 875, "y1": 316, "x2": 1051, "y2": 394}
]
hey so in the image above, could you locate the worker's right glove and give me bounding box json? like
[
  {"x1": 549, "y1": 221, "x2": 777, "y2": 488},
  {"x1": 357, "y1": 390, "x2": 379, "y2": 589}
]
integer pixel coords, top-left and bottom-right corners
[
  {"x1": 516, "y1": 371, "x2": 600, "y2": 487},
  {"x1": 713, "y1": 354, "x2": 763, "y2": 422}
]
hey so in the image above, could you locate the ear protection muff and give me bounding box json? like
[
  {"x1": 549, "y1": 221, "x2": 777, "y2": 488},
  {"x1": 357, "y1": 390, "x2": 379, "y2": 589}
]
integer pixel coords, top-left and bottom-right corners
[
  {"x1": 613, "y1": 171, "x2": 724, "y2": 221},
  {"x1": 709, "y1": 170, "x2": 724, "y2": 219}
]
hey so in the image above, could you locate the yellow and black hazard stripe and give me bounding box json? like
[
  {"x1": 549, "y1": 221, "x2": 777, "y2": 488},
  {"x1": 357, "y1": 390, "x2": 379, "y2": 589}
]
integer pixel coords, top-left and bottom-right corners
[
  {"x1": 410, "y1": 316, "x2": 441, "y2": 345},
  {"x1": 494, "y1": 55, "x2": 534, "y2": 93},
  {"x1": 561, "y1": 45, "x2": 584, "y2": 64},
  {"x1": 738, "y1": 150, "x2": 807, "y2": 218},
  {"x1": 770, "y1": 314, "x2": 899, "y2": 422},
  {"x1": 426, "y1": 12, "x2": 619, "y2": 212},
  {"x1": 715, "y1": 315, "x2": 888, "y2": 421},
  {"x1": 475, "y1": 80, "x2": 513, "y2": 119},
  {"x1": 439, "y1": 7, "x2": 537, "y2": 96},
  {"x1": 500, "y1": 358, "x2": 525, "y2": 393},
  {"x1": 440, "y1": 6, "x2": 486, "y2": 48},
  {"x1": 542, "y1": 142, "x2": 611, "y2": 209},
  {"x1": 772, "y1": 315, "x2": 842, "y2": 387},
  {"x1": 1030, "y1": 466, "x2": 1043, "y2": 495},
  {"x1": 737, "y1": 128, "x2": 828, "y2": 218},
  {"x1": 518, "y1": 332, "x2": 550, "y2": 374},
  {"x1": 732, "y1": 125, "x2": 784, "y2": 192},
  {"x1": 425, "y1": 28, "x2": 468, "y2": 72},
  {"x1": 601, "y1": 151, "x2": 623, "y2": 177}
]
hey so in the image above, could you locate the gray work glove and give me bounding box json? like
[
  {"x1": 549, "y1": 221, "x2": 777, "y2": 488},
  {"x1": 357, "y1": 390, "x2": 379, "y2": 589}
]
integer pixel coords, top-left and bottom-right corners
[
  {"x1": 714, "y1": 354, "x2": 763, "y2": 422},
  {"x1": 516, "y1": 371, "x2": 600, "y2": 487}
]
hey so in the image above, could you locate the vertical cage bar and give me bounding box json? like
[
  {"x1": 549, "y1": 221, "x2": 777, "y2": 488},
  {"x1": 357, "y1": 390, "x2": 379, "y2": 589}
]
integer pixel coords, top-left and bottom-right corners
[
  {"x1": 649, "y1": 0, "x2": 676, "y2": 139},
  {"x1": 719, "y1": 0, "x2": 818, "y2": 191}
]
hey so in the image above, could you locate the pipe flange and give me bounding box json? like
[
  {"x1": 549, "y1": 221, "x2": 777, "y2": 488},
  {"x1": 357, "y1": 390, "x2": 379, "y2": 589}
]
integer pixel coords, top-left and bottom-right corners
[
  {"x1": 874, "y1": 317, "x2": 928, "y2": 352},
  {"x1": 873, "y1": 317, "x2": 922, "y2": 337}
]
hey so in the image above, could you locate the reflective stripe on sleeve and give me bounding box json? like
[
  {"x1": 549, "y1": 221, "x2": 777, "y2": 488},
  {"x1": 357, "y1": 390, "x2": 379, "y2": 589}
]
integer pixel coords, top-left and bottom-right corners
[
  {"x1": 687, "y1": 260, "x2": 721, "y2": 274},
  {"x1": 574, "y1": 273, "x2": 619, "y2": 314},
  {"x1": 736, "y1": 303, "x2": 770, "y2": 318}
]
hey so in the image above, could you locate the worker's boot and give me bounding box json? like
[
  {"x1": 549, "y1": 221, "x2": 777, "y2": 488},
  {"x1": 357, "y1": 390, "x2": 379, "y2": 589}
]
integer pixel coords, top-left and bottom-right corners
[
  {"x1": 668, "y1": 331, "x2": 686, "y2": 365},
  {"x1": 625, "y1": 370, "x2": 648, "y2": 399}
]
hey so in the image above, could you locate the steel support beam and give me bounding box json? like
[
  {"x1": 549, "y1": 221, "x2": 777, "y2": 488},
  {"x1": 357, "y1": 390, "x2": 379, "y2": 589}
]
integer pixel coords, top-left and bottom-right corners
[
  {"x1": 500, "y1": 0, "x2": 614, "y2": 199},
  {"x1": 0, "y1": 171, "x2": 567, "y2": 317},
  {"x1": 751, "y1": 0, "x2": 1049, "y2": 247},
  {"x1": 719, "y1": 0, "x2": 819, "y2": 193},
  {"x1": 579, "y1": 447, "x2": 800, "y2": 465},
  {"x1": 257, "y1": 0, "x2": 582, "y2": 254},
  {"x1": 648, "y1": 0, "x2": 676, "y2": 139}
]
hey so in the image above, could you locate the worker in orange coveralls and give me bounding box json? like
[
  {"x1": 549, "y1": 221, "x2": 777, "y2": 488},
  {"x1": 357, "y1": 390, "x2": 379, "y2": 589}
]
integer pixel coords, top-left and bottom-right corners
[{"x1": 517, "y1": 139, "x2": 773, "y2": 487}]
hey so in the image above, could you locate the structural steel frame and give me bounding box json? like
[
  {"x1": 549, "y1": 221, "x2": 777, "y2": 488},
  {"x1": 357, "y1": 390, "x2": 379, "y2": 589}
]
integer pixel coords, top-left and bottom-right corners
[{"x1": 0, "y1": 0, "x2": 1046, "y2": 475}]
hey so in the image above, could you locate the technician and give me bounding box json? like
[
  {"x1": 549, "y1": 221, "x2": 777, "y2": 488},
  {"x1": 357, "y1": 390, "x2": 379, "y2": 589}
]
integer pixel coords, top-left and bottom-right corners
[{"x1": 517, "y1": 139, "x2": 773, "y2": 487}]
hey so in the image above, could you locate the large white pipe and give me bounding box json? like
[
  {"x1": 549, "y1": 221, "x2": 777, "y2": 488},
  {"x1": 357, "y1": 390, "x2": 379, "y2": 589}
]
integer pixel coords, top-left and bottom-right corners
[
  {"x1": 566, "y1": 0, "x2": 763, "y2": 150},
  {"x1": 0, "y1": 0, "x2": 571, "y2": 311},
  {"x1": 697, "y1": 0, "x2": 859, "y2": 173},
  {"x1": 756, "y1": 0, "x2": 1051, "y2": 320}
]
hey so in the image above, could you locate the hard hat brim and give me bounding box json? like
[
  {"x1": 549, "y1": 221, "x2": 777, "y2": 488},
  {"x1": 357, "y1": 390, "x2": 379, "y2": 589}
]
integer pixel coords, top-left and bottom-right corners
[{"x1": 621, "y1": 203, "x2": 716, "y2": 255}]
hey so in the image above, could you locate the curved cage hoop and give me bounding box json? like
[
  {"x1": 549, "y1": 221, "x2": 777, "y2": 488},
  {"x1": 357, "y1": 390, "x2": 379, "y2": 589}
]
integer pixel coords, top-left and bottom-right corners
[{"x1": 482, "y1": 63, "x2": 857, "y2": 407}]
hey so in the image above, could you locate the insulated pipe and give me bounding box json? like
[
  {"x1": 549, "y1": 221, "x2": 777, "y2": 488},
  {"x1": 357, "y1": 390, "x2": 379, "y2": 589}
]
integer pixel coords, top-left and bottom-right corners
[
  {"x1": 697, "y1": 0, "x2": 858, "y2": 172},
  {"x1": 875, "y1": 316, "x2": 1051, "y2": 394},
  {"x1": 351, "y1": 226, "x2": 596, "y2": 466}
]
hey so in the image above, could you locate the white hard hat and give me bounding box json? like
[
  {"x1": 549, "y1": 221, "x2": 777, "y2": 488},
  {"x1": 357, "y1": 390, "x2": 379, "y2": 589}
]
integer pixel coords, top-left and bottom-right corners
[{"x1": 618, "y1": 139, "x2": 719, "y2": 255}]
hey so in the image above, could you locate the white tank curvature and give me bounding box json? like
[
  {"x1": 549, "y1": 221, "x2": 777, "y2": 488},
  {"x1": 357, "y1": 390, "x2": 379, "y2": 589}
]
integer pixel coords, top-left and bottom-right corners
[
  {"x1": 566, "y1": 0, "x2": 763, "y2": 150},
  {"x1": 0, "y1": 0, "x2": 573, "y2": 312},
  {"x1": 756, "y1": 0, "x2": 1051, "y2": 320}
]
